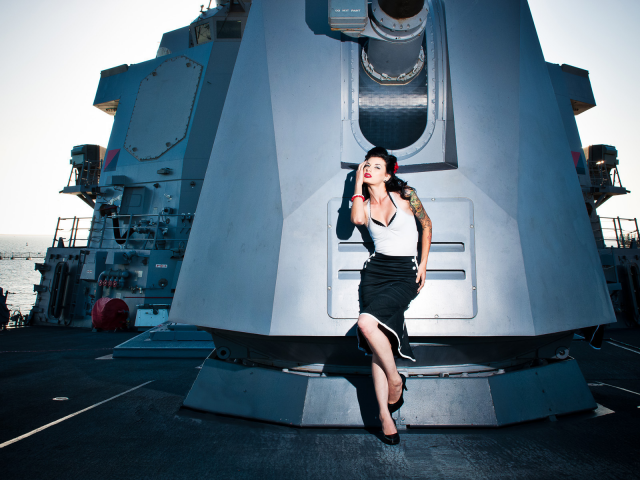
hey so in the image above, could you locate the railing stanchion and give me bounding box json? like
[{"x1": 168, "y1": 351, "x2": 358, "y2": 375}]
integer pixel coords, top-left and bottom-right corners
[
  {"x1": 51, "y1": 217, "x2": 60, "y2": 248},
  {"x1": 52, "y1": 217, "x2": 61, "y2": 247},
  {"x1": 617, "y1": 217, "x2": 624, "y2": 248},
  {"x1": 87, "y1": 216, "x2": 94, "y2": 246},
  {"x1": 613, "y1": 218, "x2": 620, "y2": 248},
  {"x1": 71, "y1": 216, "x2": 78, "y2": 248},
  {"x1": 68, "y1": 217, "x2": 75, "y2": 248}
]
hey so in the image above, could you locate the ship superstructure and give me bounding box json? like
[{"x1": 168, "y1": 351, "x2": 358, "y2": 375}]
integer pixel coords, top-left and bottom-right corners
[{"x1": 31, "y1": 1, "x2": 251, "y2": 328}]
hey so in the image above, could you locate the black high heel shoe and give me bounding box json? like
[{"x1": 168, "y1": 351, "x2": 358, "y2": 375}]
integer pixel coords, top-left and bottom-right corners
[
  {"x1": 381, "y1": 431, "x2": 400, "y2": 445},
  {"x1": 388, "y1": 373, "x2": 407, "y2": 414},
  {"x1": 380, "y1": 415, "x2": 400, "y2": 445}
]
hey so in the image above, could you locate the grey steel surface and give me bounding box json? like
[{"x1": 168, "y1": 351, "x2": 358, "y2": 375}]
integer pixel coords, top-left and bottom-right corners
[
  {"x1": 158, "y1": 26, "x2": 190, "y2": 56},
  {"x1": 172, "y1": 0, "x2": 613, "y2": 341},
  {"x1": 365, "y1": 33, "x2": 425, "y2": 79},
  {"x1": 559, "y1": 64, "x2": 596, "y2": 113},
  {"x1": 113, "y1": 322, "x2": 214, "y2": 359},
  {"x1": 328, "y1": 0, "x2": 368, "y2": 31},
  {"x1": 124, "y1": 56, "x2": 203, "y2": 161},
  {"x1": 207, "y1": 328, "x2": 573, "y2": 372},
  {"x1": 184, "y1": 357, "x2": 595, "y2": 427},
  {"x1": 489, "y1": 358, "x2": 595, "y2": 425},
  {"x1": 328, "y1": 196, "x2": 476, "y2": 319},
  {"x1": 358, "y1": 53, "x2": 428, "y2": 149},
  {"x1": 547, "y1": 62, "x2": 594, "y2": 180},
  {"x1": 403, "y1": 359, "x2": 596, "y2": 426}
]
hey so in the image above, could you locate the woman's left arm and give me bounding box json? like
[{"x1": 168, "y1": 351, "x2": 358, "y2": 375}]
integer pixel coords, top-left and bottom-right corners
[{"x1": 408, "y1": 189, "x2": 432, "y2": 293}]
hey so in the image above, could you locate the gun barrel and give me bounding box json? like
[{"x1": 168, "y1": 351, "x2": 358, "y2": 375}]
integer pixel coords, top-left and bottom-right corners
[{"x1": 365, "y1": 0, "x2": 428, "y2": 83}]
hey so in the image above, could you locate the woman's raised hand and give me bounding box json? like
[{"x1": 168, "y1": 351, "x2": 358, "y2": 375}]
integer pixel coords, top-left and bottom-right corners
[
  {"x1": 355, "y1": 161, "x2": 366, "y2": 188},
  {"x1": 350, "y1": 161, "x2": 367, "y2": 225}
]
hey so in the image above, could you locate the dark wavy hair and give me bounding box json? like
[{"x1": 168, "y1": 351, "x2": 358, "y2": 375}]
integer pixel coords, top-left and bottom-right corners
[{"x1": 363, "y1": 147, "x2": 412, "y2": 201}]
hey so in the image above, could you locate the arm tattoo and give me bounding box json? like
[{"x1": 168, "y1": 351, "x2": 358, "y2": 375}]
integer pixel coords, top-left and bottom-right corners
[{"x1": 408, "y1": 189, "x2": 432, "y2": 240}]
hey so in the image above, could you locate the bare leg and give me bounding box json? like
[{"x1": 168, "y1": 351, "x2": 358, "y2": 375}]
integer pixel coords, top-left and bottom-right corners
[
  {"x1": 372, "y1": 354, "x2": 397, "y2": 435},
  {"x1": 358, "y1": 315, "x2": 404, "y2": 404}
]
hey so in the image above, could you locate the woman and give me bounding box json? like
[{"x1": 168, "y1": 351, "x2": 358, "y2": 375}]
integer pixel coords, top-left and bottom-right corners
[{"x1": 350, "y1": 147, "x2": 432, "y2": 445}]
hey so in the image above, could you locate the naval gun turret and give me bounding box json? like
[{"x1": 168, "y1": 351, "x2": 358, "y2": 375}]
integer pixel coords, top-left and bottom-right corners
[{"x1": 170, "y1": 0, "x2": 615, "y2": 426}]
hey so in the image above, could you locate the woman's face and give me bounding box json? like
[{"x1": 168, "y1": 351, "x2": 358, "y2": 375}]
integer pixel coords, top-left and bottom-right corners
[{"x1": 363, "y1": 157, "x2": 390, "y2": 185}]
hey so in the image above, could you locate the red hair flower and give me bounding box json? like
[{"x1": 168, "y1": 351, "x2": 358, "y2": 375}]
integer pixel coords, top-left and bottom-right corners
[{"x1": 393, "y1": 163, "x2": 399, "y2": 174}]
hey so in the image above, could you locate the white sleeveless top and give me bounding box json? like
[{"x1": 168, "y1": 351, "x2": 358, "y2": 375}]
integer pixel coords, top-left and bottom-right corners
[{"x1": 367, "y1": 193, "x2": 419, "y2": 257}]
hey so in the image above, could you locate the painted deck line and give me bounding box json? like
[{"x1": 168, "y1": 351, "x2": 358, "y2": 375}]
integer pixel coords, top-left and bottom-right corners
[
  {"x1": 593, "y1": 381, "x2": 640, "y2": 397},
  {"x1": 0, "y1": 381, "x2": 154, "y2": 449},
  {"x1": 605, "y1": 340, "x2": 640, "y2": 355},
  {"x1": 605, "y1": 341, "x2": 640, "y2": 355}
]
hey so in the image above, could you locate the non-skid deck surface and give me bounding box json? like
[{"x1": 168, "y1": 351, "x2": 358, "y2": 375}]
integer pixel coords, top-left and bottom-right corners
[{"x1": 1, "y1": 326, "x2": 639, "y2": 479}]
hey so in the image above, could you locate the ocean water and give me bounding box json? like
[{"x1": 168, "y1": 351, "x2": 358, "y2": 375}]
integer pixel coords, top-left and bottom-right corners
[{"x1": 0, "y1": 234, "x2": 52, "y2": 314}]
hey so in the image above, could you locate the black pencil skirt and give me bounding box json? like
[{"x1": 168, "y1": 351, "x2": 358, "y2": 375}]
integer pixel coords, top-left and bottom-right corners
[{"x1": 356, "y1": 252, "x2": 419, "y2": 362}]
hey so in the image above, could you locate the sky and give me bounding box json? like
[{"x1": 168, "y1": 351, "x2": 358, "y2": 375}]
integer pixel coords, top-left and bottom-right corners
[{"x1": 0, "y1": 0, "x2": 638, "y2": 235}]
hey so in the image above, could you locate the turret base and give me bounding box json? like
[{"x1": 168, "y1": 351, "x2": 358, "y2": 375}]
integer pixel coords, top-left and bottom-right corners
[{"x1": 183, "y1": 357, "x2": 596, "y2": 427}]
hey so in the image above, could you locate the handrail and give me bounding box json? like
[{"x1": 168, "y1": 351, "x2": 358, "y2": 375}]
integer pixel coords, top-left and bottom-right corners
[
  {"x1": 52, "y1": 213, "x2": 194, "y2": 251},
  {"x1": 599, "y1": 216, "x2": 640, "y2": 248},
  {"x1": 588, "y1": 162, "x2": 624, "y2": 189}
]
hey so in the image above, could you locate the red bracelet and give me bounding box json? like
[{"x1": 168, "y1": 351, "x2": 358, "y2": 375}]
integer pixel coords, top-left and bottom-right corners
[{"x1": 351, "y1": 194, "x2": 365, "y2": 202}]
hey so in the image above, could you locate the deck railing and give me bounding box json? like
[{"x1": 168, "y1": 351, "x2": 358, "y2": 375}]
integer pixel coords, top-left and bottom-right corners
[
  {"x1": 599, "y1": 217, "x2": 640, "y2": 248},
  {"x1": 588, "y1": 162, "x2": 623, "y2": 189},
  {"x1": 51, "y1": 213, "x2": 194, "y2": 251},
  {"x1": 51, "y1": 217, "x2": 94, "y2": 248}
]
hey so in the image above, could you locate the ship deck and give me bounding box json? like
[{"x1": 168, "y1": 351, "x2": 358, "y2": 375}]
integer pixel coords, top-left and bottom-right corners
[{"x1": 1, "y1": 326, "x2": 639, "y2": 479}]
